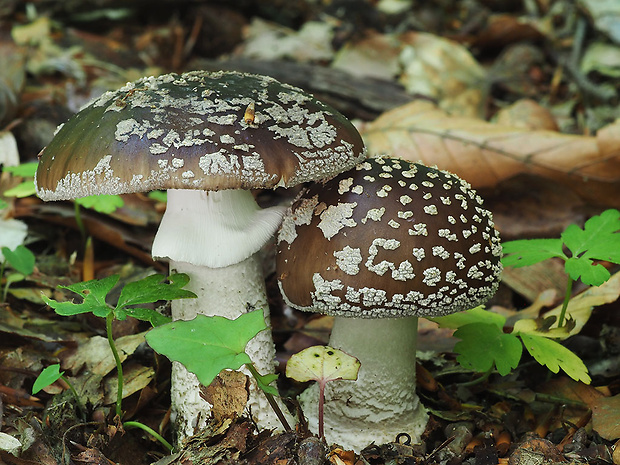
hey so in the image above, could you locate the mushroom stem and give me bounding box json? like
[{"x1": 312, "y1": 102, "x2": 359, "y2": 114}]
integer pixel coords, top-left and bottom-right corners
[
  {"x1": 152, "y1": 189, "x2": 290, "y2": 442},
  {"x1": 152, "y1": 189, "x2": 286, "y2": 268},
  {"x1": 300, "y1": 316, "x2": 428, "y2": 451},
  {"x1": 169, "y1": 257, "x2": 286, "y2": 441}
]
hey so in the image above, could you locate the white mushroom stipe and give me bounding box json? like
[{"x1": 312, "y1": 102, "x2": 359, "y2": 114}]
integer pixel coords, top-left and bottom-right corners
[
  {"x1": 152, "y1": 189, "x2": 286, "y2": 268},
  {"x1": 168, "y1": 258, "x2": 282, "y2": 439},
  {"x1": 299, "y1": 317, "x2": 426, "y2": 450}
]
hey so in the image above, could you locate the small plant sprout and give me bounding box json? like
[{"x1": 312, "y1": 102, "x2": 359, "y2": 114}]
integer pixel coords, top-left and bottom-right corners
[
  {"x1": 502, "y1": 208, "x2": 620, "y2": 327},
  {"x1": 145, "y1": 309, "x2": 291, "y2": 431},
  {"x1": 431, "y1": 307, "x2": 591, "y2": 383},
  {"x1": 42, "y1": 273, "x2": 196, "y2": 419},
  {"x1": 1, "y1": 244, "x2": 35, "y2": 302},
  {"x1": 32, "y1": 364, "x2": 85, "y2": 415},
  {"x1": 432, "y1": 210, "x2": 620, "y2": 384},
  {"x1": 286, "y1": 346, "x2": 360, "y2": 439},
  {"x1": 32, "y1": 363, "x2": 173, "y2": 452}
]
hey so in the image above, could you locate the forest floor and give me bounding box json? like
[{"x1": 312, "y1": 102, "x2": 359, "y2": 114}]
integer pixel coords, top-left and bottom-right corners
[{"x1": 1, "y1": 1, "x2": 620, "y2": 464}]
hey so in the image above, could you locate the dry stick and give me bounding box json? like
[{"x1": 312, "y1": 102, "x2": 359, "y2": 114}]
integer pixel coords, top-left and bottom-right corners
[{"x1": 557, "y1": 409, "x2": 592, "y2": 451}]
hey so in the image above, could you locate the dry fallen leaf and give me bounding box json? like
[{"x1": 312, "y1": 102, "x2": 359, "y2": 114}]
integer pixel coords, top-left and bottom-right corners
[
  {"x1": 236, "y1": 17, "x2": 334, "y2": 63},
  {"x1": 398, "y1": 32, "x2": 487, "y2": 117},
  {"x1": 361, "y1": 100, "x2": 620, "y2": 206},
  {"x1": 331, "y1": 30, "x2": 401, "y2": 81},
  {"x1": 591, "y1": 394, "x2": 620, "y2": 441},
  {"x1": 495, "y1": 99, "x2": 559, "y2": 131},
  {"x1": 202, "y1": 370, "x2": 249, "y2": 423}
]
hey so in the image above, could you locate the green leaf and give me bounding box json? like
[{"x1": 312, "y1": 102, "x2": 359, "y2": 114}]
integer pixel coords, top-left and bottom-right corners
[
  {"x1": 118, "y1": 273, "x2": 195, "y2": 308},
  {"x1": 501, "y1": 238, "x2": 566, "y2": 268},
  {"x1": 562, "y1": 209, "x2": 620, "y2": 257},
  {"x1": 43, "y1": 274, "x2": 119, "y2": 318},
  {"x1": 286, "y1": 346, "x2": 360, "y2": 386},
  {"x1": 560, "y1": 210, "x2": 620, "y2": 285},
  {"x1": 429, "y1": 306, "x2": 505, "y2": 329},
  {"x1": 518, "y1": 333, "x2": 591, "y2": 383},
  {"x1": 121, "y1": 307, "x2": 171, "y2": 327},
  {"x1": 453, "y1": 323, "x2": 522, "y2": 375},
  {"x1": 32, "y1": 364, "x2": 64, "y2": 394},
  {"x1": 1, "y1": 245, "x2": 35, "y2": 275},
  {"x1": 148, "y1": 190, "x2": 167, "y2": 203},
  {"x1": 3, "y1": 181, "x2": 36, "y2": 198},
  {"x1": 75, "y1": 195, "x2": 124, "y2": 214},
  {"x1": 253, "y1": 371, "x2": 279, "y2": 396},
  {"x1": 5, "y1": 272, "x2": 25, "y2": 286},
  {"x1": 565, "y1": 257, "x2": 610, "y2": 286},
  {"x1": 145, "y1": 310, "x2": 268, "y2": 388},
  {"x1": 4, "y1": 162, "x2": 38, "y2": 177},
  {"x1": 115, "y1": 273, "x2": 195, "y2": 325},
  {"x1": 43, "y1": 273, "x2": 193, "y2": 323}
]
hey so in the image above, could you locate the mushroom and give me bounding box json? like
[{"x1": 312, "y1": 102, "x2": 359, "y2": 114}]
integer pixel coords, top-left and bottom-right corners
[
  {"x1": 276, "y1": 157, "x2": 502, "y2": 451},
  {"x1": 35, "y1": 70, "x2": 365, "y2": 441}
]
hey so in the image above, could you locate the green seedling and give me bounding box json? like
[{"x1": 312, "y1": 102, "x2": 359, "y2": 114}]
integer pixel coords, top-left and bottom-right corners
[
  {"x1": 431, "y1": 307, "x2": 590, "y2": 383},
  {"x1": 285, "y1": 346, "x2": 360, "y2": 439},
  {"x1": 145, "y1": 309, "x2": 291, "y2": 431},
  {"x1": 502, "y1": 208, "x2": 620, "y2": 326},
  {"x1": 32, "y1": 364, "x2": 85, "y2": 414},
  {"x1": 32, "y1": 363, "x2": 173, "y2": 451},
  {"x1": 432, "y1": 210, "x2": 620, "y2": 384},
  {"x1": 41, "y1": 272, "x2": 196, "y2": 452},
  {"x1": 1, "y1": 244, "x2": 35, "y2": 302}
]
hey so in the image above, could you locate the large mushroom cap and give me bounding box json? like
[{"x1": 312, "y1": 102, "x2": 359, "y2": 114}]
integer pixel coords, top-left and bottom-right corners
[
  {"x1": 277, "y1": 157, "x2": 503, "y2": 318},
  {"x1": 35, "y1": 70, "x2": 365, "y2": 200}
]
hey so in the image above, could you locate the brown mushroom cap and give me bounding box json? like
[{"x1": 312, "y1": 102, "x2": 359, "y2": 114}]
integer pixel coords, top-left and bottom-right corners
[
  {"x1": 276, "y1": 157, "x2": 502, "y2": 318},
  {"x1": 35, "y1": 71, "x2": 365, "y2": 200}
]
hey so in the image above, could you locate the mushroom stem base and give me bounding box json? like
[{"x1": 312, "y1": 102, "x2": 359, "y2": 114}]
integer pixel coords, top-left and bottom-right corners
[
  {"x1": 300, "y1": 316, "x2": 427, "y2": 451},
  {"x1": 168, "y1": 256, "x2": 289, "y2": 443}
]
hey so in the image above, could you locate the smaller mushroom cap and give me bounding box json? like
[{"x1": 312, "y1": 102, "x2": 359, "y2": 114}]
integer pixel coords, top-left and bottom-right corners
[
  {"x1": 35, "y1": 70, "x2": 365, "y2": 200},
  {"x1": 276, "y1": 157, "x2": 502, "y2": 318}
]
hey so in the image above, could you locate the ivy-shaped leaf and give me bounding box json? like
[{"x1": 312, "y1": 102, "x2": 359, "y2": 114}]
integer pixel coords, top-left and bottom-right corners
[
  {"x1": 145, "y1": 310, "x2": 270, "y2": 389},
  {"x1": 453, "y1": 323, "x2": 522, "y2": 375},
  {"x1": 116, "y1": 273, "x2": 194, "y2": 325},
  {"x1": 286, "y1": 346, "x2": 360, "y2": 386}
]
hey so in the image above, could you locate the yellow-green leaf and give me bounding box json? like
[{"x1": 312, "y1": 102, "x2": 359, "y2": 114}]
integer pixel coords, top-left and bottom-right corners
[{"x1": 286, "y1": 346, "x2": 360, "y2": 384}]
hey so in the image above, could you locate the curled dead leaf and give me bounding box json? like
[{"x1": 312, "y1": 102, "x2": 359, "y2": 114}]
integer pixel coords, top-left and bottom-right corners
[{"x1": 361, "y1": 101, "x2": 620, "y2": 206}]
